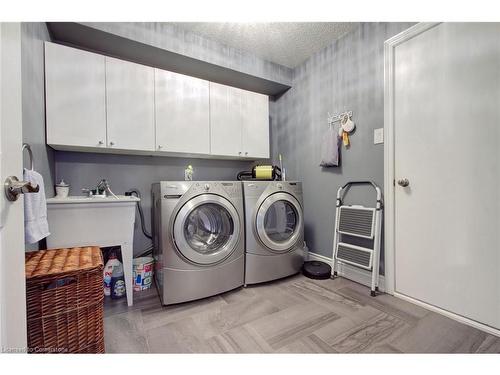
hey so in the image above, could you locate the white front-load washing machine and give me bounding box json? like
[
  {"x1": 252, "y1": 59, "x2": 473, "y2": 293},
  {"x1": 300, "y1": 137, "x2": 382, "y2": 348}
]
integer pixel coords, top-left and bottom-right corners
[
  {"x1": 242, "y1": 181, "x2": 305, "y2": 285},
  {"x1": 152, "y1": 181, "x2": 244, "y2": 305}
]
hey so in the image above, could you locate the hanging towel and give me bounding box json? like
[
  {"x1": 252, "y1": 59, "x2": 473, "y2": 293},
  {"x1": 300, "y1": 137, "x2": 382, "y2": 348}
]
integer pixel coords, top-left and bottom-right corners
[
  {"x1": 320, "y1": 125, "x2": 340, "y2": 167},
  {"x1": 23, "y1": 168, "x2": 50, "y2": 244}
]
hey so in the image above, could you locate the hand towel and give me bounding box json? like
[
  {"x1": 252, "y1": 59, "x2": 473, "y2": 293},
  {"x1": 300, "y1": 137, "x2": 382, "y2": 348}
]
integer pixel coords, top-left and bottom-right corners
[
  {"x1": 23, "y1": 168, "x2": 50, "y2": 244},
  {"x1": 320, "y1": 126, "x2": 340, "y2": 167}
]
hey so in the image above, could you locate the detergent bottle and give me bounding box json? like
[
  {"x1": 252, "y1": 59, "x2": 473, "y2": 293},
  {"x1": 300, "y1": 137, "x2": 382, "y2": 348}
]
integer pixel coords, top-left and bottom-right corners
[
  {"x1": 110, "y1": 263, "x2": 126, "y2": 299},
  {"x1": 103, "y1": 251, "x2": 121, "y2": 296}
]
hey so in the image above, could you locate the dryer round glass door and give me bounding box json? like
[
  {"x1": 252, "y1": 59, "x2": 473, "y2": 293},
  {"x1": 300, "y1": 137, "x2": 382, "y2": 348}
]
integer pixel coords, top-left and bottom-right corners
[
  {"x1": 256, "y1": 192, "x2": 303, "y2": 252},
  {"x1": 173, "y1": 194, "x2": 241, "y2": 265}
]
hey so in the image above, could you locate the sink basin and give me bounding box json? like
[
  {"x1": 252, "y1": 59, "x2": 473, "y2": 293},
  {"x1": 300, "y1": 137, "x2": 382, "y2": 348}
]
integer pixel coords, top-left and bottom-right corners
[
  {"x1": 47, "y1": 195, "x2": 140, "y2": 204},
  {"x1": 46, "y1": 194, "x2": 139, "y2": 306}
]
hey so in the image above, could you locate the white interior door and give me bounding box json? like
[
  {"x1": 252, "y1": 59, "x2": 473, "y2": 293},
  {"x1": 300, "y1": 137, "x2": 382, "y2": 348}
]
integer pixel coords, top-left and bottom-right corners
[
  {"x1": 393, "y1": 23, "x2": 500, "y2": 330},
  {"x1": 0, "y1": 23, "x2": 27, "y2": 351}
]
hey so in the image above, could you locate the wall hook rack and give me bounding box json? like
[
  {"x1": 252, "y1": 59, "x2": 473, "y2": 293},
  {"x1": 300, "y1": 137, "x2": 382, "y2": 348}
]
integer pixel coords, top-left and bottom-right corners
[{"x1": 327, "y1": 111, "x2": 353, "y2": 127}]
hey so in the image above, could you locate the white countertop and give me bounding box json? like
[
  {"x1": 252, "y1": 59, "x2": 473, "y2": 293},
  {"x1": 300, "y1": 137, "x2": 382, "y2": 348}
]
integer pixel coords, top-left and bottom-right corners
[{"x1": 47, "y1": 195, "x2": 140, "y2": 204}]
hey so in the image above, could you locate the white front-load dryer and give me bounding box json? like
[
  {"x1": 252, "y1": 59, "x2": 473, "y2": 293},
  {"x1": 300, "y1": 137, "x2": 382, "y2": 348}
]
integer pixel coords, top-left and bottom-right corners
[
  {"x1": 152, "y1": 181, "x2": 244, "y2": 305},
  {"x1": 242, "y1": 181, "x2": 305, "y2": 285}
]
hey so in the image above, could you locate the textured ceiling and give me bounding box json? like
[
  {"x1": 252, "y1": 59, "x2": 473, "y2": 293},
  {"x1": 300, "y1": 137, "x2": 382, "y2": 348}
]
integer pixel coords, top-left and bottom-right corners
[{"x1": 172, "y1": 22, "x2": 358, "y2": 68}]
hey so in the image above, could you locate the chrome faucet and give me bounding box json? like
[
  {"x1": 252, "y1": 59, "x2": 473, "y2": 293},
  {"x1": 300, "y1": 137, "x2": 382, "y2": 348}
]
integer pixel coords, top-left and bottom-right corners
[
  {"x1": 96, "y1": 179, "x2": 118, "y2": 198},
  {"x1": 81, "y1": 179, "x2": 119, "y2": 198}
]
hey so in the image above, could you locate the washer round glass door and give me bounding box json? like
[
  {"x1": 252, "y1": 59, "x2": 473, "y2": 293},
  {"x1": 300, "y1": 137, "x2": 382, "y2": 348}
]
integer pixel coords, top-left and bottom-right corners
[
  {"x1": 255, "y1": 192, "x2": 303, "y2": 252},
  {"x1": 173, "y1": 194, "x2": 240, "y2": 265}
]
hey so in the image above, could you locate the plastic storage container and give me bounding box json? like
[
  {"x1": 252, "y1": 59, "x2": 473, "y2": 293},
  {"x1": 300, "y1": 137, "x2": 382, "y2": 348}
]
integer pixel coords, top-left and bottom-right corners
[{"x1": 132, "y1": 256, "x2": 154, "y2": 291}]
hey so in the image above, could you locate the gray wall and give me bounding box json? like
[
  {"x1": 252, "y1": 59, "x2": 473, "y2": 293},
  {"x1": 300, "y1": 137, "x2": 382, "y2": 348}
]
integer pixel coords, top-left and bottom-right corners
[
  {"x1": 271, "y1": 22, "x2": 414, "y2": 272},
  {"x1": 55, "y1": 152, "x2": 252, "y2": 255},
  {"x1": 27, "y1": 21, "x2": 414, "y2": 265},
  {"x1": 21, "y1": 23, "x2": 55, "y2": 250},
  {"x1": 21, "y1": 22, "x2": 55, "y2": 196},
  {"x1": 80, "y1": 22, "x2": 293, "y2": 87},
  {"x1": 41, "y1": 21, "x2": 291, "y2": 256}
]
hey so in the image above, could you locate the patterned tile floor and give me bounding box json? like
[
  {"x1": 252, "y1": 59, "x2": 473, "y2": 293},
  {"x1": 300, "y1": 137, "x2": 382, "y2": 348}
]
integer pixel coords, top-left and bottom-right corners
[{"x1": 103, "y1": 274, "x2": 500, "y2": 353}]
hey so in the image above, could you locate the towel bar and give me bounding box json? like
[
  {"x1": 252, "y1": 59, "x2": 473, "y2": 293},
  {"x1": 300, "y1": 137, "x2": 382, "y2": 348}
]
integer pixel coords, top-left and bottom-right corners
[{"x1": 22, "y1": 143, "x2": 34, "y2": 171}]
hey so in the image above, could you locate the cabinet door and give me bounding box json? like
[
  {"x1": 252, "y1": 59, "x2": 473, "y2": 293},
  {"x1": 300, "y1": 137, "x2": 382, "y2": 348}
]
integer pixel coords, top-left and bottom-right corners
[
  {"x1": 45, "y1": 43, "x2": 107, "y2": 148},
  {"x1": 105, "y1": 57, "x2": 155, "y2": 151},
  {"x1": 209, "y1": 82, "x2": 243, "y2": 157},
  {"x1": 155, "y1": 70, "x2": 209, "y2": 154},
  {"x1": 242, "y1": 90, "x2": 270, "y2": 158}
]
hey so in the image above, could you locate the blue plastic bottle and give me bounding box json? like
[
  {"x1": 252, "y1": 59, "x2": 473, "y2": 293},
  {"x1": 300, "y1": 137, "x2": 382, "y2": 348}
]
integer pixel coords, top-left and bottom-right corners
[{"x1": 110, "y1": 263, "x2": 126, "y2": 299}]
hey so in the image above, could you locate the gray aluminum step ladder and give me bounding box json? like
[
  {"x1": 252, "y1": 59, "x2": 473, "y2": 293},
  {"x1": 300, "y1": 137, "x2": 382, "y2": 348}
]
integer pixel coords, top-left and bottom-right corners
[{"x1": 331, "y1": 181, "x2": 383, "y2": 296}]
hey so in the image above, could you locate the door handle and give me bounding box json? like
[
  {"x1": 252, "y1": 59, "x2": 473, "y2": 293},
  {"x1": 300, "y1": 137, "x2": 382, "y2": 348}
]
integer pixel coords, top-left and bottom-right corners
[
  {"x1": 397, "y1": 178, "x2": 410, "y2": 187},
  {"x1": 4, "y1": 176, "x2": 40, "y2": 201}
]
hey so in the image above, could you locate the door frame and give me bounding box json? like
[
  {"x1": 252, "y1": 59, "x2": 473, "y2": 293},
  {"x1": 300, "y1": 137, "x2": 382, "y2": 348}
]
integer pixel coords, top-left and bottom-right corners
[
  {"x1": 383, "y1": 22, "x2": 500, "y2": 337},
  {"x1": 0, "y1": 22, "x2": 28, "y2": 351},
  {"x1": 383, "y1": 22, "x2": 439, "y2": 295}
]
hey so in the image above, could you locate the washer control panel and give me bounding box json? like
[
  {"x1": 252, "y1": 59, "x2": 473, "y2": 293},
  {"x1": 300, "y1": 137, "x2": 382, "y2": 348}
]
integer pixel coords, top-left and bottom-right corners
[
  {"x1": 221, "y1": 182, "x2": 241, "y2": 198},
  {"x1": 184, "y1": 182, "x2": 242, "y2": 198},
  {"x1": 189, "y1": 182, "x2": 214, "y2": 194}
]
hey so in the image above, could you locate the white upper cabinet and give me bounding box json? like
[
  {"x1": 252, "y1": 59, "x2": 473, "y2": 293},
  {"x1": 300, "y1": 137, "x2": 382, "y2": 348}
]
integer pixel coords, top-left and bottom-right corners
[
  {"x1": 105, "y1": 57, "x2": 155, "y2": 151},
  {"x1": 209, "y1": 82, "x2": 244, "y2": 157},
  {"x1": 241, "y1": 90, "x2": 270, "y2": 159},
  {"x1": 210, "y1": 82, "x2": 270, "y2": 158},
  {"x1": 45, "y1": 42, "x2": 107, "y2": 148},
  {"x1": 155, "y1": 70, "x2": 210, "y2": 154},
  {"x1": 45, "y1": 43, "x2": 270, "y2": 159}
]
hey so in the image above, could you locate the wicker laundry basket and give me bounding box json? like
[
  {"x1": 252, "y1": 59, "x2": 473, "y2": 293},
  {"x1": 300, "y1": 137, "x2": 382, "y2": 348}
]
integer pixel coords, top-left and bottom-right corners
[{"x1": 25, "y1": 246, "x2": 105, "y2": 354}]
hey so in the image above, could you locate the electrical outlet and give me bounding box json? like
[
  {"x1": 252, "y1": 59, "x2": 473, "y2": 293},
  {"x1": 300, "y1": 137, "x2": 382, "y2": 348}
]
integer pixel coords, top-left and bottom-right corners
[{"x1": 374, "y1": 128, "x2": 384, "y2": 144}]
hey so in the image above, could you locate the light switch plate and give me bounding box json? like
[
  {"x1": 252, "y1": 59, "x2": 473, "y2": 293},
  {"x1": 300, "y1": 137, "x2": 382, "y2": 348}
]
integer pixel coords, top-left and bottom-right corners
[{"x1": 374, "y1": 128, "x2": 384, "y2": 144}]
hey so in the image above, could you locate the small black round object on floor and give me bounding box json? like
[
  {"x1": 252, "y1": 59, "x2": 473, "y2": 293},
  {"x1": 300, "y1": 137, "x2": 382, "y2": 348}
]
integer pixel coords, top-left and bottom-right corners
[{"x1": 302, "y1": 261, "x2": 332, "y2": 280}]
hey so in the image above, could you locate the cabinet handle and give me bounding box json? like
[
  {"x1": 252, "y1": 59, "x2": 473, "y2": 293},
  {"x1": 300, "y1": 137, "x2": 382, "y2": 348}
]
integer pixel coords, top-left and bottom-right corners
[
  {"x1": 98, "y1": 140, "x2": 104, "y2": 145},
  {"x1": 238, "y1": 151, "x2": 242, "y2": 155},
  {"x1": 158, "y1": 145, "x2": 162, "y2": 149},
  {"x1": 109, "y1": 141, "x2": 114, "y2": 146},
  {"x1": 245, "y1": 152, "x2": 248, "y2": 156}
]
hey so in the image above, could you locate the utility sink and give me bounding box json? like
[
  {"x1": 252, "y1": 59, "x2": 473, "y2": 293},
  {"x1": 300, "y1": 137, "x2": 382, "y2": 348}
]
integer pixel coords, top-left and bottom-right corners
[
  {"x1": 47, "y1": 195, "x2": 140, "y2": 204},
  {"x1": 46, "y1": 194, "x2": 139, "y2": 306}
]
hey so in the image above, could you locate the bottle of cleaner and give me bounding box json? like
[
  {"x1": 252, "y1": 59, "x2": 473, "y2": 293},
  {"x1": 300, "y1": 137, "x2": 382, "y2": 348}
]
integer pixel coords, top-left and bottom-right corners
[
  {"x1": 103, "y1": 251, "x2": 121, "y2": 296},
  {"x1": 184, "y1": 165, "x2": 193, "y2": 181},
  {"x1": 110, "y1": 263, "x2": 126, "y2": 299}
]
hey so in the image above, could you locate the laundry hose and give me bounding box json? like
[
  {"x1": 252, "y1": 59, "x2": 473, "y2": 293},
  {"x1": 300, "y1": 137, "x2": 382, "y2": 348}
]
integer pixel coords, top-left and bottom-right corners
[{"x1": 125, "y1": 189, "x2": 152, "y2": 240}]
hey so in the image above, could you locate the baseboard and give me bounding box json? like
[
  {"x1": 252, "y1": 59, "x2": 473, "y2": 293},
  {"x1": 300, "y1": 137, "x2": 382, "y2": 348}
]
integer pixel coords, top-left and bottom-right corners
[
  {"x1": 394, "y1": 292, "x2": 500, "y2": 337},
  {"x1": 307, "y1": 252, "x2": 386, "y2": 292}
]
